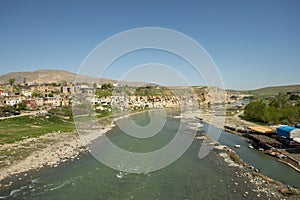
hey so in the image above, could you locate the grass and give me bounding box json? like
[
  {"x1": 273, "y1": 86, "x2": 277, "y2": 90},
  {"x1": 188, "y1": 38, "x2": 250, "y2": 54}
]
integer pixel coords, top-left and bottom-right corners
[
  {"x1": 96, "y1": 110, "x2": 112, "y2": 118},
  {"x1": 0, "y1": 106, "x2": 151, "y2": 145},
  {"x1": 0, "y1": 115, "x2": 75, "y2": 145},
  {"x1": 239, "y1": 115, "x2": 268, "y2": 126}
]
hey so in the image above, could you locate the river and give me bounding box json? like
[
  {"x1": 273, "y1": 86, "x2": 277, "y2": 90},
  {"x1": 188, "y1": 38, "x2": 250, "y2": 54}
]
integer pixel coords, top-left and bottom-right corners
[{"x1": 0, "y1": 111, "x2": 299, "y2": 199}]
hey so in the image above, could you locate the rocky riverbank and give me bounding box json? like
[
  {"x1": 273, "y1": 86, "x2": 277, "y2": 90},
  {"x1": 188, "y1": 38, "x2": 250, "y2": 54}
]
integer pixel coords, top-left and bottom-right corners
[
  {"x1": 0, "y1": 131, "x2": 86, "y2": 184},
  {"x1": 214, "y1": 143, "x2": 300, "y2": 199},
  {"x1": 193, "y1": 109, "x2": 300, "y2": 199}
]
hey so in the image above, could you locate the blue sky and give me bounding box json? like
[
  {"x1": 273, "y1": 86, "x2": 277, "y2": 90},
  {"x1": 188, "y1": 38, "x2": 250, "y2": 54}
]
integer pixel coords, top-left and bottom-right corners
[{"x1": 0, "y1": 0, "x2": 299, "y2": 90}]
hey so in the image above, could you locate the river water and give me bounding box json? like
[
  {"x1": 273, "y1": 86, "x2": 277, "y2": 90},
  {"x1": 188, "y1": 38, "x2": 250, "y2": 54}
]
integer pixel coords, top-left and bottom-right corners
[{"x1": 0, "y1": 111, "x2": 300, "y2": 199}]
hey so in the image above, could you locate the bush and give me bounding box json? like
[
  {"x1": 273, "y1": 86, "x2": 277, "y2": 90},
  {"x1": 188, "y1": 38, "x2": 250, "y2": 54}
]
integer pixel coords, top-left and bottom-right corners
[{"x1": 244, "y1": 93, "x2": 300, "y2": 125}]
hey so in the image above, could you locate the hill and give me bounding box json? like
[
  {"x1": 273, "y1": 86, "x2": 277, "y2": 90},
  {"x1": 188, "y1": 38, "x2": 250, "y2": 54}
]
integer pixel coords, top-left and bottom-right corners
[
  {"x1": 241, "y1": 85, "x2": 300, "y2": 97},
  {"x1": 0, "y1": 70, "x2": 143, "y2": 86}
]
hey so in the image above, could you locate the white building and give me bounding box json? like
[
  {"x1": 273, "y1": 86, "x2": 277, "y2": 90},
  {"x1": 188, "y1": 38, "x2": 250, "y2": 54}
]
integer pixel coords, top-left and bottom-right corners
[
  {"x1": 44, "y1": 96, "x2": 62, "y2": 107},
  {"x1": 4, "y1": 99, "x2": 21, "y2": 106},
  {"x1": 1, "y1": 92, "x2": 9, "y2": 97},
  {"x1": 22, "y1": 91, "x2": 32, "y2": 97}
]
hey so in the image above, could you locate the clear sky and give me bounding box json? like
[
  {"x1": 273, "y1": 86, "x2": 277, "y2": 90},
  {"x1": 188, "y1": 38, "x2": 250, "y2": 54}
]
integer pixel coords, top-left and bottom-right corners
[{"x1": 0, "y1": 0, "x2": 299, "y2": 90}]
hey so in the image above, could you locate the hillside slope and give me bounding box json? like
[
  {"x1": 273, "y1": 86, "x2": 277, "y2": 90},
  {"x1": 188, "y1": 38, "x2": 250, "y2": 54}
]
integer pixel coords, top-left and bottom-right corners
[
  {"x1": 241, "y1": 85, "x2": 300, "y2": 97},
  {"x1": 0, "y1": 70, "x2": 141, "y2": 86}
]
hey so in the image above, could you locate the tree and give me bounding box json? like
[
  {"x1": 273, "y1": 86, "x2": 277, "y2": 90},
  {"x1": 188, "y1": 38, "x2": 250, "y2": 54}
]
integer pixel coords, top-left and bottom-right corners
[
  {"x1": 244, "y1": 100, "x2": 267, "y2": 122},
  {"x1": 3, "y1": 105, "x2": 15, "y2": 113},
  {"x1": 264, "y1": 106, "x2": 279, "y2": 124},
  {"x1": 17, "y1": 102, "x2": 27, "y2": 110},
  {"x1": 270, "y1": 93, "x2": 287, "y2": 108},
  {"x1": 32, "y1": 92, "x2": 42, "y2": 97},
  {"x1": 93, "y1": 83, "x2": 97, "y2": 89},
  {"x1": 9, "y1": 78, "x2": 15, "y2": 86},
  {"x1": 244, "y1": 93, "x2": 300, "y2": 125},
  {"x1": 101, "y1": 83, "x2": 113, "y2": 90}
]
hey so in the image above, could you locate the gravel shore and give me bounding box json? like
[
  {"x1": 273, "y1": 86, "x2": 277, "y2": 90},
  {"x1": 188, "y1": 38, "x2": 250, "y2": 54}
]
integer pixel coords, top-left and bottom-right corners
[
  {"x1": 214, "y1": 144, "x2": 300, "y2": 199},
  {"x1": 0, "y1": 131, "x2": 86, "y2": 183}
]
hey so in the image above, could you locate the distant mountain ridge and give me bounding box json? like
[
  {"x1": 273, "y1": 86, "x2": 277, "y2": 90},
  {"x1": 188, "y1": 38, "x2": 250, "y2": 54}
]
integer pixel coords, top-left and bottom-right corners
[
  {"x1": 1, "y1": 70, "x2": 299, "y2": 93},
  {"x1": 0, "y1": 70, "x2": 145, "y2": 86}
]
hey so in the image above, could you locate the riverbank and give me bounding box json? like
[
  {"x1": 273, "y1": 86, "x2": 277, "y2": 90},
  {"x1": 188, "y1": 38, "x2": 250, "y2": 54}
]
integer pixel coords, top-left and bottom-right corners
[
  {"x1": 0, "y1": 109, "x2": 153, "y2": 184},
  {"x1": 195, "y1": 109, "x2": 300, "y2": 198},
  {"x1": 197, "y1": 106, "x2": 300, "y2": 174},
  {"x1": 0, "y1": 131, "x2": 86, "y2": 183},
  {"x1": 213, "y1": 143, "x2": 300, "y2": 199},
  {"x1": 196, "y1": 132, "x2": 300, "y2": 198},
  {"x1": 223, "y1": 112, "x2": 300, "y2": 173}
]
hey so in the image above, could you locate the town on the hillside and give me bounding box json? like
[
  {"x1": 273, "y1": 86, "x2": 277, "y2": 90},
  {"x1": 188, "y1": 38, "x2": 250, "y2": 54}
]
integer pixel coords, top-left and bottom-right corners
[{"x1": 0, "y1": 78, "x2": 241, "y2": 117}]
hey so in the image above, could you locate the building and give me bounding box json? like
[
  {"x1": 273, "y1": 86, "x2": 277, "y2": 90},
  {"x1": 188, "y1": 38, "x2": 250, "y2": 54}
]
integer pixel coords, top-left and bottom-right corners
[
  {"x1": 30, "y1": 84, "x2": 61, "y2": 96},
  {"x1": 23, "y1": 99, "x2": 37, "y2": 109},
  {"x1": 61, "y1": 85, "x2": 75, "y2": 94},
  {"x1": 43, "y1": 96, "x2": 62, "y2": 107},
  {"x1": 1, "y1": 91, "x2": 9, "y2": 97},
  {"x1": 4, "y1": 97, "x2": 23, "y2": 106},
  {"x1": 276, "y1": 125, "x2": 300, "y2": 139},
  {"x1": 22, "y1": 90, "x2": 32, "y2": 97},
  {"x1": 35, "y1": 98, "x2": 44, "y2": 107}
]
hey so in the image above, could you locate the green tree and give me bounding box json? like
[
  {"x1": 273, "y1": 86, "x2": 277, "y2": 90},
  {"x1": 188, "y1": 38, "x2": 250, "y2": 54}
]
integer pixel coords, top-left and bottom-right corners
[
  {"x1": 9, "y1": 78, "x2": 15, "y2": 86},
  {"x1": 3, "y1": 105, "x2": 16, "y2": 113},
  {"x1": 32, "y1": 92, "x2": 42, "y2": 97},
  {"x1": 264, "y1": 106, "x2": 279, "y2": 124},
  {"x1": 244, "y1": 100, "x2": 267, "y2": 122},
  {"x1": 101, "y1": 83, "x2": 113, "y2": 90},
  {"x1": 17, "y1": 102, "x2": 27, "y2": 110},
  {"x1": 269, "y1": 93, "x2": 287, "y2": 108},
  {"x1": 244, "y1": 93, "x2": 300, "y2": 125}
]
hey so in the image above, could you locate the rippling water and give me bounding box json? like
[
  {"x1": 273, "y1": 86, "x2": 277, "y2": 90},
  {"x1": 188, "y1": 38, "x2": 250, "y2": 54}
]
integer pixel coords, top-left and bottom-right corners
[{"x1": 0, "y1": 111, "x2": 299, "y2": 199}]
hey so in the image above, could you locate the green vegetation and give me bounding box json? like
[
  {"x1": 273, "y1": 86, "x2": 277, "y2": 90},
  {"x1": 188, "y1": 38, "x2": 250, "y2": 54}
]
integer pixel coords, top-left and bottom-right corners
[
  {"x1": 96, "y1": 89, "x2": 112, "y2": 98},
  {"x1": 101, "y1": 83, "x2": 114, "y2": 90},
  {"x1": 133, "y1": 85, "x2": 204, "y2": 97},
  {"x1": 1, "y1": 102, "x2": 27, "y2": 115},
  {"x1": 95, "y1": 83, "x2": 114, "y2": 98},
  {"x1": 9, "y1": 78, "x2": 15, "y2": 86},
  {"x1": 96, "y1": 109, "x2": 112, "y2": 118},
  {"x1": 0, "y1": 115, "x2": 75, "y2": 144},
  {"x1": 243, "y1": 93, "x2": 300, "y2": 125},
  {"x1": 134, "y1": 86, "x2": 165, "y2": 96},
  {"x1": 32, "y1": 92, "x2": 43, "y2": 97},
  {"x1": 17, "y1": 102, "x2": 27, "y2": 110},
  {"x1": 48, "y1": 106, "x2": 73, "y2": 118},
  {"x1": 95, "y1": 84, "x2": 207, "y2": 98}
]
